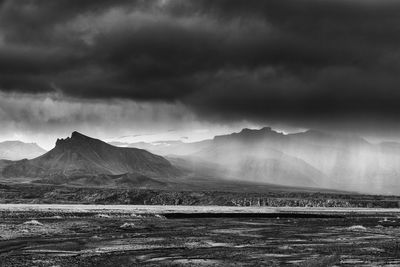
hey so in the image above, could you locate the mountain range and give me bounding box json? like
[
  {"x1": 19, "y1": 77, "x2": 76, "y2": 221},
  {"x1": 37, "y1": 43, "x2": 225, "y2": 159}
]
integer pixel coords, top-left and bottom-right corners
[
  {"x1": 0, "y1": 141, "x2": 46, "y2": 160},
  {"x1": 2, "y1": 128, "x2": 400, "y2": 194},
  {"x1": 110, "y1": 127, "x2": 400, "y2": 194}
]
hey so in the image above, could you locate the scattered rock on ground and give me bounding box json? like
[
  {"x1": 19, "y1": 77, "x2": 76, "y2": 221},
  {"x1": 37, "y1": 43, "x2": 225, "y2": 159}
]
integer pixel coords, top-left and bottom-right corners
[
  {"x1": 348, "y1": 225, "x2": 366, "y2": 231},
  {"x1": 23, "y1": 220, "x2": 43, "y2": 226},
  {"x1": 95, "y1": 214, "x2": 111, "y2": 218},
  {"x1": 120, "y1": 223, "x2": 135, "y2": 229}
]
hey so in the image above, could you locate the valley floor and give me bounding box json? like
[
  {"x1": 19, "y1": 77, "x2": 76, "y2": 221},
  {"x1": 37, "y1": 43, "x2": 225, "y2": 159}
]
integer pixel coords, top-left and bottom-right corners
[{"x1": 2, "y1": 205, "x2": 400, "y2": 266}]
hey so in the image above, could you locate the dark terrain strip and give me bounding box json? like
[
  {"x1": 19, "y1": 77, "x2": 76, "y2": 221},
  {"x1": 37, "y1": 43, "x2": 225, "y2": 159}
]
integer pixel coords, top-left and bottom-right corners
[{"x1": 163, "y1": 213, "x2": 344, "y2": 219}]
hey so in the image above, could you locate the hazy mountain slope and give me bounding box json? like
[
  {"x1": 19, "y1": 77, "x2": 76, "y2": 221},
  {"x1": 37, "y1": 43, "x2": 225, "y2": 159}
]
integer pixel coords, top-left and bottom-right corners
[
  {"x1": 281, "y1": 130, "x2": 400, "y2": 192},
  {"x1": 202, "y1": 128, "x2": 390, "y2": 191},
  {"x1": 190, "y1": 140, "x2": 322, "y2": 187},
  {"x1": 0, "y1": 141, "x2": 46, "y2": 160},
  {"x1": 149, "y1": 127, "x2": 400, "y2": 194},
  {"x1": 2, "y1": 132, "x2": 180, "y2": 181}
]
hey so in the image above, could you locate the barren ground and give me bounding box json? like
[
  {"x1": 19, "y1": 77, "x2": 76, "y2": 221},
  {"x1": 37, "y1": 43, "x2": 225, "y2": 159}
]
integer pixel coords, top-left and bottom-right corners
[{"x1": 1, "y1": 205, "x2": 400, "y2": 266}]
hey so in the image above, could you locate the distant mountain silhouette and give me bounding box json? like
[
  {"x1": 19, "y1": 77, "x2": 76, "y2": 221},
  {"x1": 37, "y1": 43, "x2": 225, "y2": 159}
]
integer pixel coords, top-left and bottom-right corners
[
  {"x1": 0, "y1": 141, "x2": 46, "y2": 160},
  {"x1": 2, "y1": 132, "x2": 180, "y2": 184},
  {"x1": 213, "y1": 127, "x2": 285, "y2": 143}
]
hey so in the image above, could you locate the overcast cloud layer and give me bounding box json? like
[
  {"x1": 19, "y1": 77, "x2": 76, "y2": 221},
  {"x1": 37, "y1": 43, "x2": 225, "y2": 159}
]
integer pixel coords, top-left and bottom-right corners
[{"x1": 1, "y1": 0, "x2": 400, "y2": 142}]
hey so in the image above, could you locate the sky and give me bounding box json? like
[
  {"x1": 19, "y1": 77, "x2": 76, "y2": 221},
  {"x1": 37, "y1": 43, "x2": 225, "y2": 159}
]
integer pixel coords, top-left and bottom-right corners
[{"x1": 1, "y1": 0, "x2": 400, "y2": 149}]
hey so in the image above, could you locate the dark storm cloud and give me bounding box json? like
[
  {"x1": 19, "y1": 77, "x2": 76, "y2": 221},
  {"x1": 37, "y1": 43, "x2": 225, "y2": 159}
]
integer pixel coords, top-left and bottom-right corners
[{"x1": 1, "y1": 0, "x2": 400, "y2": 125}]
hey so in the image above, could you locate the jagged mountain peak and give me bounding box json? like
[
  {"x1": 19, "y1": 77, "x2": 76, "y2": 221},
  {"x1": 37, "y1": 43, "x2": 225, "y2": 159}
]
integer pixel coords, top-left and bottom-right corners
[
  {"x1": 214, "y1": 127, "x2": 284, "y2": 143},
  {"x1": 239, "y1": 127, "x2": 273, "y2": 134},
  {"x1": 55, "y1": 131, "x2": 104, "y2": 148},
  {"x1": 71, "y1": 131, "x2": 88, "y2": 139},
  {"x1": 3, "y1": 132, "x2": 180, "y2": 181}
]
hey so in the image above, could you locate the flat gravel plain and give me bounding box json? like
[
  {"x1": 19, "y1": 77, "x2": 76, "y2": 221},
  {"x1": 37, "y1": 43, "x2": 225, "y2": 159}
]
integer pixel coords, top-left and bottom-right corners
[{"x1": 1, "y1": 205, "x2": 400, "y2": 266}]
